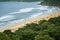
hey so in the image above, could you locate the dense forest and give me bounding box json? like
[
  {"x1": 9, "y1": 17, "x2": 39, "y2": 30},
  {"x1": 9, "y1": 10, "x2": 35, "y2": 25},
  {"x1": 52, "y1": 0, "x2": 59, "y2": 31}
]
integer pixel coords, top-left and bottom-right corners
[
  {"x1": 41, "y1": 0, "x2": 60, "y2": 7},
  {"x1": 0, "y1": 16, "x2": 60, "y2": 40}
]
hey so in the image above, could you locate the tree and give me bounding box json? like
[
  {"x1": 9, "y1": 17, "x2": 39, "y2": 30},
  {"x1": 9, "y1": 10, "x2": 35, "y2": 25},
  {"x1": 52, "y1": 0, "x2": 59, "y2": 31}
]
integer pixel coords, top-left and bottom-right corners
[
  {"x1": 48, "y1": 26, "x2": 60, "y2": 40},
  {"x1": 35, "y1": 35, "x2": 54, "y2": 40},
  {"x1": 48, "y1": 16, "x2": 60, "y2": 26},
  {"x1": 15, "y1": 28, "x2": 37, "y2": 40},
  {"x1": 3, "y1": 30, "x2": 20, "y2": 40},
  {"x1": 41, "y1": 0, "x2": 60, "y2": 6},
  {"x1": 24, "y1": 23, "x2": 40, "y2": 31},
  {"x1": 0, "y1": 32, "x2": 11, "y2": 40},
  {"x1": 0, "y1": 16, "x2": 60, "y2": 40},
  {"x1": 35, "y1": 31, "x2": 54, "y2": 40}
]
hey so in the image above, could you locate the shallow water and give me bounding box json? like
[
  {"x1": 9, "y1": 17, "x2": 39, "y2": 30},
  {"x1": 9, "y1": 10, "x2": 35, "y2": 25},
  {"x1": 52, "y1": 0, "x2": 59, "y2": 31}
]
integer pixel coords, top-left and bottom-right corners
[{"x1": 0, "y1": 2, "x2": 59, "y2": 30}]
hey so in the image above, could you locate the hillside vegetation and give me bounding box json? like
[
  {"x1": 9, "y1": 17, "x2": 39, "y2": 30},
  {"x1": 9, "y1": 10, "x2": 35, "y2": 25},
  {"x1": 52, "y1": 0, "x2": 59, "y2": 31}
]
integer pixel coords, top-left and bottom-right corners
[
  {"x1": 0, "y1": 16, "x2": 60, "y2": 40},
  {"x1": 41, "y1": 0, "x2": 60, "y2": 7}
]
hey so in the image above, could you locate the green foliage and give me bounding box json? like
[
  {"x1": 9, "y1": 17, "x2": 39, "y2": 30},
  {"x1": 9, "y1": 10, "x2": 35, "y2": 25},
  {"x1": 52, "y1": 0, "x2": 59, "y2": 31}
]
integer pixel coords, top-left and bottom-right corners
[
  {"x1": 47, "y1": 26, "x2": 60, "y2": 40},
  {"x1": 35, "y1": 35, "x2": 54, "y2": 40},
  {"x1": 35, "y1": 31, "x2": 54, "y2": 40},
  {"x1": 15, "y1": 28, "x2": 37, "y2": 40},
  {"x1": 41, "y1": 0, "x2": 60, "y2": 6},
  {"x1": 0, "y1": 16, "x2": 60, "y2": 40},
  {"x1": 24, "y1": 23, "x2": 41, "y2": 31},
  {"x1": 3, "y1": 30, "x2": 20, "y2": 40},
  {"x1": 0, "y1": 32, "x2": 11, "y2": 40},
  {"x1": 48, "y1": 16, "x2": 60, "y2": 26}
]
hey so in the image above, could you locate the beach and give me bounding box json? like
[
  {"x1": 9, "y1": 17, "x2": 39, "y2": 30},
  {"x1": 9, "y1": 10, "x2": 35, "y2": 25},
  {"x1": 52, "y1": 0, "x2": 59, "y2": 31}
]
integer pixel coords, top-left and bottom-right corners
[
  {"x1": 0, "y1": 2, "x2": 60, "y2": 32},
  {"x1": 4, "y1": 11, "x2": 60, "y2": 32}
]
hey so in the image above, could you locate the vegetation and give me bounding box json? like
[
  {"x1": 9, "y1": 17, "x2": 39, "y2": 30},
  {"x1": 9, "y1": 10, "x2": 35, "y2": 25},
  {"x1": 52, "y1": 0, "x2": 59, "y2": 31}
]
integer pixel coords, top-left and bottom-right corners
[
  {"x1": 0, "y1": 16, "x2": 60, "y2": 40},
  {"x1": 41, "y1": 0, "x2": 60, "y2": 7},
  {"x1": 0, "y1": 0, "x2": 60, "y2": 40}
]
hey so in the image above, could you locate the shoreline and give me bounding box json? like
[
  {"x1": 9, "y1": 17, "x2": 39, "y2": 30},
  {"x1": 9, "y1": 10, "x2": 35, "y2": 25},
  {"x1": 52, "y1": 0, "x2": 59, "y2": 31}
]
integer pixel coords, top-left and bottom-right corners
[{"x1": 0, "y1": 11, "x2": 60, "y2": 32}]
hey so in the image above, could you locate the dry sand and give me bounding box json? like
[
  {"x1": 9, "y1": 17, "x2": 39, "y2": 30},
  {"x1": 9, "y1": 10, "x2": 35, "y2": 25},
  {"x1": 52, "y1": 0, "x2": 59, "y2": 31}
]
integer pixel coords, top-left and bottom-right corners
[{"x1": 1, "y1": 11, "x2": 60, "y2": 32}]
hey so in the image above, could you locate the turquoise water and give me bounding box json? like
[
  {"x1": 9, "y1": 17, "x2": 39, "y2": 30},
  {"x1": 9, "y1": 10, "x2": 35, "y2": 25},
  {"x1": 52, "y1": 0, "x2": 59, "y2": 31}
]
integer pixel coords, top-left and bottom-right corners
[{"x1": 0, "y1": 2, "x2": 59, "y2": 30}]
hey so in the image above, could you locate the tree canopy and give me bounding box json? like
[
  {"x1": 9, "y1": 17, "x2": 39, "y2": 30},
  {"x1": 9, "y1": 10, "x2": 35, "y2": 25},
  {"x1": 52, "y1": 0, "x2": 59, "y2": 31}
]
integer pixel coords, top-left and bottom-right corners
[
  {"x1": 0, "y1": 16, "x2": 60, "y2": 40},
  {"x1": 41, "y1": 0, "x2": 60, "y2": 7}
]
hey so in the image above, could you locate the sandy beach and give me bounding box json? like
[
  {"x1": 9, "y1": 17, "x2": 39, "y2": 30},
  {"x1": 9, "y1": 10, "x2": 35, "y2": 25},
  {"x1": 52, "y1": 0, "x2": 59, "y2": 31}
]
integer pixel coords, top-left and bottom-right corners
[
  {"x1": 4, "y1": 11, "x2": 60, "y2": 32},
  {"x1": 0, "y1": 11, "x2": 60, "y2": 32}
]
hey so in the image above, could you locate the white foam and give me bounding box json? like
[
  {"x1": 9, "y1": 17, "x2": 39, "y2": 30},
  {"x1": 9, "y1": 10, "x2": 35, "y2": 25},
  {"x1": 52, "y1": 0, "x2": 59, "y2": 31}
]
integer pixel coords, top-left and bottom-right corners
[
  {"x1": 0, "y1": 23, "x2": 4, "y2": 26},
  {"x1": 37, "y1": 5, "x2": 42, "y2": 7},
  {"x1": 35, "y1": 6, "x2": 48, "y2": 10},
  {"x1": 29, "y1": 13, "x2": 42, "y2": 18},
  {"x1": 9, "y1": 12, "x2": 20, "y2": 14},
  {"x1": 49, "y1": 9, "x2": 53, "y2": 12},
  {"x1": 12, "y1": 19, "x2": 24, "y2": 23},
  {"x1": 19, "y1": 8, "x2": 34, "y2": 13},
  {"x1": 3, "y1": 19, "x2": 24, "y2": 28},
  {"x1": 39, "y1": 6, "x2": 48, "y2": 10},
  {"x1": 9, "y1": 19, "x2": 24, "y2": 24},
  {"x1": 36, "y1": 2, "x2": 41, "y2": 5},
  {"x1": 0, "y1": 15, "x2": 15, "y2": 21},
  {"x1": 9, "y1": 8, "x2": 34, "y2": 14}
]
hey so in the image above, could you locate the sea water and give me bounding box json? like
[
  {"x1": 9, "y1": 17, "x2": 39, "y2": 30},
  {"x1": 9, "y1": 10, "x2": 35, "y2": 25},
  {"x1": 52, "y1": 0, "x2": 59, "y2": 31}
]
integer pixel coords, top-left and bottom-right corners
[{"x1": 0, "y1": 2, "x2": 59, "y2": 30}]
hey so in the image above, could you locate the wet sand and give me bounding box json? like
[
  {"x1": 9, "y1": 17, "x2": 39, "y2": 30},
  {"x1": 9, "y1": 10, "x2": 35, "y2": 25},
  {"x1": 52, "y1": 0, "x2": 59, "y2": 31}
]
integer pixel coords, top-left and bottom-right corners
[{"x1": 0, "y1": 11, "x2": 60, "y2": 32}]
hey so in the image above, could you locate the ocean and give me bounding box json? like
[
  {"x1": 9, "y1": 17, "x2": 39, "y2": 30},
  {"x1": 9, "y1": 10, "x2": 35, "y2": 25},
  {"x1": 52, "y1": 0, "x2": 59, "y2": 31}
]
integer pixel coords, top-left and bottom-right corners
[{"x1": 0, "y1": 2, "x2": 59, "y2": 31}]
